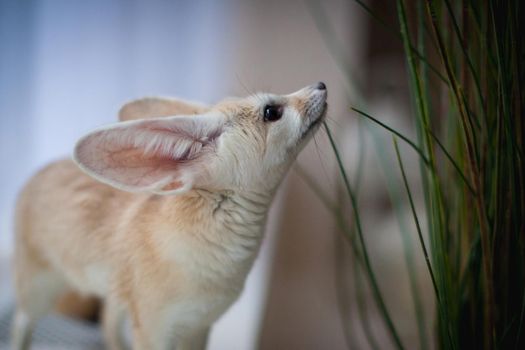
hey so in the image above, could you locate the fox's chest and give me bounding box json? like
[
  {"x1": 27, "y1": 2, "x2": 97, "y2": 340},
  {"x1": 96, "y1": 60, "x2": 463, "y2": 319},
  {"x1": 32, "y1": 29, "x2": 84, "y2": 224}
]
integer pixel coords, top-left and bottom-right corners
[
  {"x1": 177, "y1": 233, "x2": 262, "y2": 288},
  {"x1": 155, "y1": 216, "x2": 265, "y2": 279}
]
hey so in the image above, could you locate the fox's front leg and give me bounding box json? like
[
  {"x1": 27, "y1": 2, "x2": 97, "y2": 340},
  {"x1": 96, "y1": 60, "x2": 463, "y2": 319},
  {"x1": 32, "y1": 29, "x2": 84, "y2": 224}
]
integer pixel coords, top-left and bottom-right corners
[
  {"x1": 102, "y1": 295, "x2": 127, "y2": 350},
  {"x1": 130, "y1": 306, "x2": 168, "y2": 350},
  {"x1": 131, "y1": 301, "x2": 210, "y2": 350}
]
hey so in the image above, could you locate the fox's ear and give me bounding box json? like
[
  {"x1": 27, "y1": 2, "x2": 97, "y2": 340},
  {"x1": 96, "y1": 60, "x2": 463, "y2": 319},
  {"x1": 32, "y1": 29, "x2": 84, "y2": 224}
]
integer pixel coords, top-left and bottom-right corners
[
  {"x1": 119, "y1": 97, "x2": 209, "y2": 121},
  {"x1": 74, "y1": 113, "x2": 224, "y2": 195}
]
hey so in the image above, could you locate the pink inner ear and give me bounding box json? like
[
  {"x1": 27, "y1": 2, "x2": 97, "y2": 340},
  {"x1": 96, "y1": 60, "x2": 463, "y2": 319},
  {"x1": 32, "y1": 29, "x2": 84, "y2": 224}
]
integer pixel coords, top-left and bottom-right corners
[
  {"x1": 75, "y1": 115, "x2": 223, "y2": 192},
  {"x1": 76, "y1": 129, "x2": 187, "y2": 191}
]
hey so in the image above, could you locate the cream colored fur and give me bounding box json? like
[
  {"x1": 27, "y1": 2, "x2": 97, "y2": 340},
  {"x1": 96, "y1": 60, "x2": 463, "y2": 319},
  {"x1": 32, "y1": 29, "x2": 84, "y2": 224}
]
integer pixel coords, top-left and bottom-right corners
[{"x1": 11, "y1": 83, "x2": 327, "y2": 350}]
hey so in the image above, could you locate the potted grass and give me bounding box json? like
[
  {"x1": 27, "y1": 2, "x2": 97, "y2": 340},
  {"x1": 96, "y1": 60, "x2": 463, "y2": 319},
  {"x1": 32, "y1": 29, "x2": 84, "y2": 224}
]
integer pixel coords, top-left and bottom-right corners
[{"x1": 305, "y1": 1, "x2": 524, "y2": 349}]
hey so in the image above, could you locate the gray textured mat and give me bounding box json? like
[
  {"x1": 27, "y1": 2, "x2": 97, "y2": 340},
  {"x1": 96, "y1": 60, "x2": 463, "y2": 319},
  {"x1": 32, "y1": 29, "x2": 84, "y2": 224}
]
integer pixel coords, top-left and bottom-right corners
[{"x1": 0, "y1": 308, "x2": 104, "y2": 349}]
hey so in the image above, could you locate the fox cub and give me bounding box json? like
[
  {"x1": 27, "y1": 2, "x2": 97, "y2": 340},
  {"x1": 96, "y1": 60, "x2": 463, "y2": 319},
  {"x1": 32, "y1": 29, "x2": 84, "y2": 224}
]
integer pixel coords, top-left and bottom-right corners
[{"x1": 12, "y1": 83, "x2": 328, "y2": 350}]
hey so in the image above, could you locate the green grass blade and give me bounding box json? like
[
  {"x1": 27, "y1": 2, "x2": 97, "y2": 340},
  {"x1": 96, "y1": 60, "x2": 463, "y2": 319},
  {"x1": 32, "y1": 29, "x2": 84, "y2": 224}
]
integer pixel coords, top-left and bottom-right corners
[
  {"x1": 367, "y1": 122, "x2": 429, "y2": 350},
  {"x1": 352, "y1": 251, "x2": 381, "y2": 350},
  {"x1": 334, "y1": 232, "x2": 358, "y2": 350},
  {"x1": 428, "y1": 130, "x2": 476, "y2": 194},
  {"x1": 352, "y1": 105, "x2": 476, "y2": 195},
  {"x1": 393, "y1": 137, "x2": 439, "y2": 299},
  {"x1": 397, "y1": 1, "x2": 457, "y2": 348},
  {"x1": 443, "y1": 0, "x2": 487, "y2": 126},
  {"x1": 350, "y1": 107, "x2": 430, "y2": 166},
  {"x1": 425, "y1": 2, "x2": 495, "y2": 347},
  {"x1": 296, "y1": 159, "x2": 383, "y2": 350},
  {"x1": 324, "y1": 122, "x2": 405, "y2": 350}
]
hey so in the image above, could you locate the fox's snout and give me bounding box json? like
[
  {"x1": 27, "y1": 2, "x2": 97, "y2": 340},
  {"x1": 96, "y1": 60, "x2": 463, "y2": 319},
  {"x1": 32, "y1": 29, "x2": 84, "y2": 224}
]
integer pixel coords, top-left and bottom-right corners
[
  {"x1": 304, "y1": 81, "x2": 328, "y2": 124},
  {"x1": 290, "y1": 81, "x2": 328, "y2": 125}
]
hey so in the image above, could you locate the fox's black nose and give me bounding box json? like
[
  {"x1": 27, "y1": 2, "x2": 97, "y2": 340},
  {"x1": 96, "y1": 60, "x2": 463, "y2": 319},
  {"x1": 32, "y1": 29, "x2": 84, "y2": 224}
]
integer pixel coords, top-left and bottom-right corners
[{"x1": 316, "y1": 82, "x2": 326, "y2": 90}]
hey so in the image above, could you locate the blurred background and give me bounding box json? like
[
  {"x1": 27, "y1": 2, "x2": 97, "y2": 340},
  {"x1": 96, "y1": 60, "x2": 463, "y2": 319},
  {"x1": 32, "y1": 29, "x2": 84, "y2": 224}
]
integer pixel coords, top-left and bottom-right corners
[{"x1": 0, "y1": 0, "x2": 433, "y2": 349}]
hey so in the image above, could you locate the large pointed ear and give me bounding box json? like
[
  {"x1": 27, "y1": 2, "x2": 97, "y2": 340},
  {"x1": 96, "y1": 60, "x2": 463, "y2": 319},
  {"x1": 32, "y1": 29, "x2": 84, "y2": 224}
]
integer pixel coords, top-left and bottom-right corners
[
  {"x1": 119, "y1": 97, "x2": 209, "y2": 121},
  {"x1": 74, "y1": 113, "x2": 224, "y2": 195}
]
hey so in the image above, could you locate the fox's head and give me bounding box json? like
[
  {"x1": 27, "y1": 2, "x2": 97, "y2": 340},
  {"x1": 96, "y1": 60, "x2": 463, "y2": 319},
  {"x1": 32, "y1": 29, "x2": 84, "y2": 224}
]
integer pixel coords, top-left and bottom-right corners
[{"x1": 74, "y1": 82, "x2": 327, "y2": 195}]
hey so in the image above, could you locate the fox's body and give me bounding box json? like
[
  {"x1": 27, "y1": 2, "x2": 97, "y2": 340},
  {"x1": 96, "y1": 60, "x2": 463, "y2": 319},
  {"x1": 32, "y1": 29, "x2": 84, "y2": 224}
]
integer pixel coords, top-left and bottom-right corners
[
  {"x1": 12, "y1": 83, "x2": 327, "y2": 350},
  {"x1": 16, "y1": 159, "x2": 268, "y2": 347}
]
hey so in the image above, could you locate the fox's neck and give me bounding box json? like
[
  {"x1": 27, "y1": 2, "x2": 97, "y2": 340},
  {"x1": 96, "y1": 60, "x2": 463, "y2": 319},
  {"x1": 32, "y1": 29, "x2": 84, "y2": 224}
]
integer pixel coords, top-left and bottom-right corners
[
  {"x1": 198, "y1": 188, "x2": 272, "y2": 258},
  {"x1": 158, "y1": 188, "x2": 273, "y2": 280}
]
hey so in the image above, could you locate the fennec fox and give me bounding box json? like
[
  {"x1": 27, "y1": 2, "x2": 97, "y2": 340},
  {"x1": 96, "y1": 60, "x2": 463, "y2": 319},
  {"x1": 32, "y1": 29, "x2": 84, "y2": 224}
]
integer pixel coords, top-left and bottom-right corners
[{"x1": 12, "y1": 82, "x2": 328, "y2": 350}]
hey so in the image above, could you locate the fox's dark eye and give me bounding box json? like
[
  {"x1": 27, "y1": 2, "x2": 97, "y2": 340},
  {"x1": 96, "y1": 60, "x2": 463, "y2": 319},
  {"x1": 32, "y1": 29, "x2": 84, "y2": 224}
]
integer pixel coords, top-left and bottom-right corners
[{"x1": 264, "y1": 105, "x2": 283, "y2": 122}]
